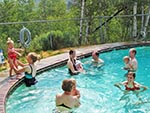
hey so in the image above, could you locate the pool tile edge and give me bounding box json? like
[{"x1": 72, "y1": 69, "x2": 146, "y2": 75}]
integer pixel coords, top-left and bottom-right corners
[{"x1": 1, "y1": 41, "x2": 150, "y2": 113}]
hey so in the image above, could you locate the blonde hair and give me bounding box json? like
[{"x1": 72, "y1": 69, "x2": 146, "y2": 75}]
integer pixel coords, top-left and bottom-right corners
[
  {"x1": 123, "y1": 56, "x2": 130, "y2": 61},
  {"x1": 70, "y1": 78, "x2": 76, "y2": 86},
  {"x1": 7, "y1": 37, "x2": 14, "y2": 44},
  {"x1": 28, "y1": 52, "x2": 40, "y2": 63}
]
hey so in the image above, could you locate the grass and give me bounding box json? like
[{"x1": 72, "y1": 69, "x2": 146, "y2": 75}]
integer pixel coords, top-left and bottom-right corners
[
  {"x1": 0, "y1": 63, "x2": 7, "y2": 72},
  {"x1": 0, "y1": 48, "x2": 70, "y2": 72},
  {"x1": 0, "y1": 45, "x2": 87, "y2": 72}
]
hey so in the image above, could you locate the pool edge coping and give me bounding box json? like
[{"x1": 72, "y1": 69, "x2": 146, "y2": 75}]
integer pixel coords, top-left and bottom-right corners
[{"x1": 1, "y1": 41, "x2": 150, "y2": 113}]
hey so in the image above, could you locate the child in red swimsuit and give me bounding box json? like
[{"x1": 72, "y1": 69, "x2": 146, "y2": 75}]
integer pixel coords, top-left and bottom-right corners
[{"x1": 7, "y1": 38, "x2": 23, "y2": 77}]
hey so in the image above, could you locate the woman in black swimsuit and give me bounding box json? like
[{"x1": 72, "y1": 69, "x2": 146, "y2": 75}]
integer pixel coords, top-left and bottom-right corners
[{"x1": 67, "y1": 50, "x2": 83, "y2": 75}]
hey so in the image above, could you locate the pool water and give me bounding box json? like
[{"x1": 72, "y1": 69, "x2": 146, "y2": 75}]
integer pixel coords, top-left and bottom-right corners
[{"x1": 6, "y1": 46, "x2": 150, "y2": 113}]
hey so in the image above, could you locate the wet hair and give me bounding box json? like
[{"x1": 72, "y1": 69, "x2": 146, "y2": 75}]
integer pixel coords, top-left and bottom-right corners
[
  {"x1": 62, "y1": 79, "x2": 73, "y2": 92},
  {"x1": 95, "y1": 52, "x2": 99, "y2": 56},
  {"x1": 128, "y1": 72, "x2": 136, "y2": 79},
  {"x1": 28, "y1": 52, "x2": 40, "y2": 63},
  {"x1": 69, "y1": 50, "x2": 75, "y2": 55},
  {"x1": 92, "y1": 51, "x2": 99, "y2": 57},
  {"x1": 130, "y1": 48, "x2": 137, "y2": 55}
]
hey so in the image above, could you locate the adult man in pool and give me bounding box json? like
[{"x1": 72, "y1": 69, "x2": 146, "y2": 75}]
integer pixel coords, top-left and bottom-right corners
[
  {"x1": 129, "y1": 48, "x2": 138, "y2": 72},
  {"x1": 55, "y1": 79, "x2": 80, "y2": 112}
]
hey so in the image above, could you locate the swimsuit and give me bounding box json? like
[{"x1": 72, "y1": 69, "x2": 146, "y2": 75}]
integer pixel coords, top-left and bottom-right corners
[
  {"x1": 68, "y1": 59, "x2": 78, "y2": 75},
  {"x1": 57, "y1": 104, "x2": 71, "y2": 109},
  {"x1": 8, "y1": 48, "x2": 17, "y2": 60},
  {"x1": 24, "y1": 64, "x2": 37, "y2": 87},
  {"x1": 56, "y1": 104, "x2": 73, "y2": 113},
  {"x1": 125, "y1": 82, "x2": 140, "y2": 91}
]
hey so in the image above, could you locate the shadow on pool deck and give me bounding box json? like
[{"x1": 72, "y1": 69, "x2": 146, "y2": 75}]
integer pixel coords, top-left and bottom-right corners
[{"x1": 0, "y1": 42, "x2": 150, "y2": 113}]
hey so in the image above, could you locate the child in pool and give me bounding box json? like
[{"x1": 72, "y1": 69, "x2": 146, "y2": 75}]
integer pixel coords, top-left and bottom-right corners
[
  {"x1": 7, "y1": 37, "x2": 23, "y2": 77},
  {"x1": 70, "y1": 78, "x2": 80, "y2": 98},
  {"x1": 123, "y1": 56, "x2": 130, "y2": 71},
  {"x1": 75, "y1": 60, "x2": 83, "y2": 71}
]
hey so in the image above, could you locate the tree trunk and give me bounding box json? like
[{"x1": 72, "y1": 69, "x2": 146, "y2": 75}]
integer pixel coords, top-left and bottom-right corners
[
  {"x1": 133, "y1": 2, "x2": 137, "y2": 39},
  {"x1": 104, "y1": 21, "x2": 107, "y2": 43},
  {"x1": 85, "y1": 20, "x2": 89, "y2": 44},
  {"x1": 141, "y1": 4, "x2": 144, "y2": 32},
  {"x1": 99, "y1": 17, "x2": 104, "y2": 43},
  {"x1": 79, "y1": 0, "x2": 85, "y2": 45},
  {"x1": 143, "y1": 5, "x2": 150, "y2": 37},
  {"x1": 139, "y1": 4, "x2": 145, "y2": 39}
]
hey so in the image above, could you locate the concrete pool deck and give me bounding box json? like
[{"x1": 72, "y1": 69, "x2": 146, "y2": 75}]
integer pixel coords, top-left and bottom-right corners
[{"x1": 0, "y1": 42, "x2": 150, "y2": 113}]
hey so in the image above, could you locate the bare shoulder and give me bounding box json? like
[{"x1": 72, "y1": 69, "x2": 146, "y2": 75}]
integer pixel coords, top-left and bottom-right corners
[
  {"x1": 56, "y1": 93, "x2": 62, "y2": 98},
  {"x1": 67, "y1": 59, "x2": 71, "y2": 65},
  {"x1": 72, "y1": 95, "x2": 79, "y2": 100}
]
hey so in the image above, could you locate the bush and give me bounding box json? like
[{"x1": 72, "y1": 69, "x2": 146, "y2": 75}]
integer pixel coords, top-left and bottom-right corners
[
  {"x1": 29, "y1": 35, "x2": 43, "y2": 52},
  {"x1": 30, "y1": 30, "x2": 79, "y2": 52},
  {"x1": 47, "y1": 30, "x2": 64, "y2": 50}
]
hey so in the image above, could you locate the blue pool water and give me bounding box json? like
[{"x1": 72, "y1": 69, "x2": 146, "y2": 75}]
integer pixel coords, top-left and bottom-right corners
[{"x1": 6, "y1": 46, "x2": 150, "y2": 113}]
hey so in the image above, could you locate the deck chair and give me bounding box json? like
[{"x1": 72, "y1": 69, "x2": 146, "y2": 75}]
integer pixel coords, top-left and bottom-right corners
[{"x1": 0, "y1": 49, "x2": 5, "y2": 66}]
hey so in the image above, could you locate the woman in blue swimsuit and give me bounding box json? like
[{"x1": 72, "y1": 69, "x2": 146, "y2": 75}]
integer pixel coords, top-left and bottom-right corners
[{"x1": 12, "y1": 52, "x2": 40, "y2": 87}]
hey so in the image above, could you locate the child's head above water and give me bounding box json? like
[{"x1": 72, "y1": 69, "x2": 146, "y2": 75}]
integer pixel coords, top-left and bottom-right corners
[
  {"x1": 123, "y1": 56, "x2": 130, "y2": 64},
  {"x1": 70, "y1": 78, "x2": 77, "y2": 89},
  {"x1": 75, "y1": 60, "x2": 82, "y2": 70}
]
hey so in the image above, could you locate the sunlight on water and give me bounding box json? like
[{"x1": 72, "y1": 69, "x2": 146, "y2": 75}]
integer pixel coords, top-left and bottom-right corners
[{"x1": 6, "y1": 46, "x2": 150, "y2": 113}]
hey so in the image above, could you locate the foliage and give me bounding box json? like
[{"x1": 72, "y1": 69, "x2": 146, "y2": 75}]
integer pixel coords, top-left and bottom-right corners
[{"x1": 0, "y1": 0, "x2": 150, "y2": 57}]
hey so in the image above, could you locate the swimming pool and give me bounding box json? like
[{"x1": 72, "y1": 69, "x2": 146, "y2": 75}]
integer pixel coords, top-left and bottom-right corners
[{"x1": 6, "y1": 46, "x2": 150, "y2": 113}]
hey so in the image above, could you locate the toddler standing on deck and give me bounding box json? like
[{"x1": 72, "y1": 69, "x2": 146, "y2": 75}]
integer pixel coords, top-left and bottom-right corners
[{"x1": 7, "y1": 37, "x2": 23, "y2": 77}]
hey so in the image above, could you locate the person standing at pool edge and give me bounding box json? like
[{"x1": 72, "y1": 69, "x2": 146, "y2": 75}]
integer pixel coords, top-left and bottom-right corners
[{"x1": 12, "y1": 52, "x2": 40, "y2": 87}]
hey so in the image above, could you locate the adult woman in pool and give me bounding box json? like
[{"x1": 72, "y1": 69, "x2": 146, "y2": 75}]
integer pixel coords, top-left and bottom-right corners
[
  {"x1": 67, "y1": 50, "x2": 84, "y2": 75},
  {"x1": 114, "y1": 72, "x2": 147, "y2": 101},
  {"x1": 114, "y1": 72, "x2": 147, "y2": 93},
  {"x1": 12, "y1": 52, "x2": 40, "y2": 87}
]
